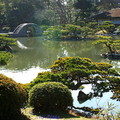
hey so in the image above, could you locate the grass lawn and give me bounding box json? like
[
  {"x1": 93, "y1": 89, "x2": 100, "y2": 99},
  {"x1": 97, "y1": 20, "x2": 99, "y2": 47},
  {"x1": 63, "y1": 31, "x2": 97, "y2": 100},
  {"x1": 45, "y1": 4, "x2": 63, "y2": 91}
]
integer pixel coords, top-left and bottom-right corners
[{"x1": 22, "y1": 107, "x2": 93, "y2": 120}]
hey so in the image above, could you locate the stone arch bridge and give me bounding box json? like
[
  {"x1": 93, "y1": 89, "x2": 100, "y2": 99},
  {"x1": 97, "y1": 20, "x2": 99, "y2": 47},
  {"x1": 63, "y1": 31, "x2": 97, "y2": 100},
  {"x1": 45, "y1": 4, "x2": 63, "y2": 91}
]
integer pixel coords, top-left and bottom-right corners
[{"x1": 8, "y1": 23, "x2": 42, "y2": 37}]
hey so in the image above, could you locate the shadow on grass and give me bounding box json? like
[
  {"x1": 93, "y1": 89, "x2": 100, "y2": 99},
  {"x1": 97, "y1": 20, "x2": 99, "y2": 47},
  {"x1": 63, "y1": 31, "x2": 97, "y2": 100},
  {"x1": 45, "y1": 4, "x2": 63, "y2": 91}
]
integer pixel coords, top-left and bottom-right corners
[
  {"x1": 0, "y1": 113, "x2": 30, "y2": 120},
  {"x1": 32, "y1": 109, "x2": 80, "y2": 119},
  {"x1": 18, "y1": 114, "x2": 30, "y2": 120}
]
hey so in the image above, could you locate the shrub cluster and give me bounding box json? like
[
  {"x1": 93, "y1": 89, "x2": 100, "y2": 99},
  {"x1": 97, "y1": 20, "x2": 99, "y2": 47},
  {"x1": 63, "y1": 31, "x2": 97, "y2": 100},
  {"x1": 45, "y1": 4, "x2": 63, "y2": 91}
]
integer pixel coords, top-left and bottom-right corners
[
  {"x1": 43, "y1": 24, "x2": 95, "y2": 40},
  {"x1": 0, "y1": 74, "x2": 28, "y2": 120},
  {"x1": 0, "y1": 51, "x2": 13, "y2": 65},
  {"x1": 28, "y1": 82, "x2": 73, "y2": 113}
]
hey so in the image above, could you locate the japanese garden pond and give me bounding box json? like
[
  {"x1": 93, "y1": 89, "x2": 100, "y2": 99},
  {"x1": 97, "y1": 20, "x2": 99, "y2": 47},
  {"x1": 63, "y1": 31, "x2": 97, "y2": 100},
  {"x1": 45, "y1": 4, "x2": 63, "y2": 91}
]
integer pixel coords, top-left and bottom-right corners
[{"x1": 0, "y1": 36, "x2": 120, "y2": 110}]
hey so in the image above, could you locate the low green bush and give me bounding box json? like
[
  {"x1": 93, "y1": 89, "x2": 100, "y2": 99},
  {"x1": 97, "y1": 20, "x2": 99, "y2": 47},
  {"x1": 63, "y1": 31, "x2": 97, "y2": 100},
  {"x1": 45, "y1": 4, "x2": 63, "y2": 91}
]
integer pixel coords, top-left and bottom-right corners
[
  {"x1": 0, "y1": 51, "x2": 13, "y2": 65},
  {"x1": 0, "y1": 74, "x2": 28, "y2": 120},
  {"x1": 28, "y1": 82, "x2": 73, "y2": 113}
]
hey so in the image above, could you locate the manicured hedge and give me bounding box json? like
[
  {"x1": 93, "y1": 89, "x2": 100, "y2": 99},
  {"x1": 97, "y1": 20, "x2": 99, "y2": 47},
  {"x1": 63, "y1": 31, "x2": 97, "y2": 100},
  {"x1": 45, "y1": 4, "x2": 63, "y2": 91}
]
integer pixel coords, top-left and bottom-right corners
[
  {"x1": 28, "y1": 82, "x2": 73, "y2": 113},
  {"x1": 0, "y1": 74, "x2": 28, "y2": 120}
]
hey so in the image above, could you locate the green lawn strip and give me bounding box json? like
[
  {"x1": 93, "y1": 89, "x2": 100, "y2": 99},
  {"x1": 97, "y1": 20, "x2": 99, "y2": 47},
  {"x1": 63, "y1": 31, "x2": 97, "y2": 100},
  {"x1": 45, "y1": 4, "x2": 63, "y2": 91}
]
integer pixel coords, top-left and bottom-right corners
[{"x1": 22, "y1": 107, "x2": 91, "y2": 120}]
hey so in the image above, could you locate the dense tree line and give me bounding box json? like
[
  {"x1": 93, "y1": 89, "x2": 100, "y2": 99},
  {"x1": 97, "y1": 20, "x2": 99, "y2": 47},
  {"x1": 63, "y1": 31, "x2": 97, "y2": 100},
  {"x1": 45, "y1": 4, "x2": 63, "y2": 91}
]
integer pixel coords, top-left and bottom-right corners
[{"x1": 0, "y1": 0, "x2": 119, "y2": 31}]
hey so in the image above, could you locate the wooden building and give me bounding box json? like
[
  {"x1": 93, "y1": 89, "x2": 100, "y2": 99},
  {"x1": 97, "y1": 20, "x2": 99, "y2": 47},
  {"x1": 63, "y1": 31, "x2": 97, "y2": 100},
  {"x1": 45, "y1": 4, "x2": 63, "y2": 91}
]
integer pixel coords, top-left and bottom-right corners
[{"x1": 93, "y1": 8, "x2": 120, "y2": 26}]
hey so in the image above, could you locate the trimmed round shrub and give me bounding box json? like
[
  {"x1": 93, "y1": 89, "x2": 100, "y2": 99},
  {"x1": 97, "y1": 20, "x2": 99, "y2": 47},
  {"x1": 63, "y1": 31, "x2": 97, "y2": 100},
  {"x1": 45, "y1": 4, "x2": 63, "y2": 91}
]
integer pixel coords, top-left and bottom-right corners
[
  {"x1": 0, "y1": 74, "x2": 28, "y2": 120},
  {"x1": 28, "y1": 82, "x2": 73, "y2": 113}
]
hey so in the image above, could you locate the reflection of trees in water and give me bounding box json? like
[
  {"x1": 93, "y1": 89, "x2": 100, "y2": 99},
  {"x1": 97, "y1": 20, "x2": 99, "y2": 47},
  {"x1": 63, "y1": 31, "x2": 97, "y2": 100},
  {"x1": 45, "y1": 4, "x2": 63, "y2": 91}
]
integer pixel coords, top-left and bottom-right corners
[
  {"x1": 6, "y1": 38, "x2": 120, "y2": 105},
  {"x1": 77, "y1": 78, "x2": 120, "y2": 104},
  {"x1": 6, "y1": 38, "x2": 120, "y2": 71},
  {"x1": 101, "y1": 59, "x2": 120, "y2": 72},
  {"x1": 26, "y1": 37, "x2": 36, "y2": 46},
  {"x1": 77, "y1": 83, "x2": 111, "y2": 104},
  {"x1": 109, "y1": 60, "x2": 120, "y2": 69},
  {"x1": 18, "y1": 38, "x2": 101, "y2": 60},
  {"x1": 17, "y1": 37, "x2": 37, "y2": 47},
  {"x1": 7, "y1": 47, "x2": 51, "y2": 70},
  {"x1": 42, "y1": 40, "x2": 100, "y2": 59}
]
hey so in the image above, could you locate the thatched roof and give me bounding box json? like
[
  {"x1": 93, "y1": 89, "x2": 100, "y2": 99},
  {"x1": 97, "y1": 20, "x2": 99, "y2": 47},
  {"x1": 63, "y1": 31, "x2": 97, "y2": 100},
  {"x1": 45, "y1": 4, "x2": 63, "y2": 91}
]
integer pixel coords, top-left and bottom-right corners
[{"x1": 94, "y1": 8, "x2": 120, "y2": 19}]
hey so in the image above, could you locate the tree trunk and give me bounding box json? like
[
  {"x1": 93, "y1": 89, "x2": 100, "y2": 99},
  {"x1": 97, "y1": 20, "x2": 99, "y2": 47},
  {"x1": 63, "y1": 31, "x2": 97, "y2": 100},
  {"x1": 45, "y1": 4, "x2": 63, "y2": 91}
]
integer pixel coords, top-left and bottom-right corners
[{"x1": 56, "y1": 0, "x2": 68, "y2": 24}]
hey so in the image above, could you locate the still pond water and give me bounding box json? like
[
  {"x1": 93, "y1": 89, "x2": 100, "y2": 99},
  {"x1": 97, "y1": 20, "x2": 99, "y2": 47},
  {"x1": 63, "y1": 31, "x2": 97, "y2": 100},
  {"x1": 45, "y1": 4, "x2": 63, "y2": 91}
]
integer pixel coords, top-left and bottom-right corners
[{"x1": 0, "y1": 37, "x2": 120, "y2": 109}]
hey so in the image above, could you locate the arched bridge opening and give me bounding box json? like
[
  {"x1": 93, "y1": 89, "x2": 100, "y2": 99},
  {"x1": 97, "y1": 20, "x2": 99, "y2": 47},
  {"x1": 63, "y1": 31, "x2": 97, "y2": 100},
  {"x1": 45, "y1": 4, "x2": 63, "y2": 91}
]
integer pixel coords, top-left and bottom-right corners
[{"x1": 9, "y1": 23, "x2": 42, "y2": 37}]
